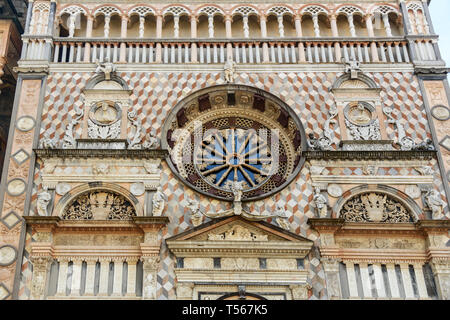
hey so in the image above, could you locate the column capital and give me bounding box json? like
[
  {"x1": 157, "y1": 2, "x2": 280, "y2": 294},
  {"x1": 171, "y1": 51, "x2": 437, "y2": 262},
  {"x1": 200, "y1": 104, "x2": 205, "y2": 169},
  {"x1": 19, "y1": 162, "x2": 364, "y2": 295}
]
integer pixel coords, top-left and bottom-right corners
[{"x1": 364, "y1": 13, "x2": 374, "y2": 21}]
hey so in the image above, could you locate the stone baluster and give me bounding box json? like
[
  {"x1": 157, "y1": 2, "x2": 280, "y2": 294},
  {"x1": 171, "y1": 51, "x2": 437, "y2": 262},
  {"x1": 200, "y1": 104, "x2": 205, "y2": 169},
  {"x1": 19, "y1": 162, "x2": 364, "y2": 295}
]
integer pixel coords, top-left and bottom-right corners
[
  {"x1": 380, "y1": 43, "x2": 387, "y2": 62},
  {"x1": 53, "y1": 41, "x2": 59, "y2": 62},
  {"x1": 306, "y1": 42, "x2": 312, "y2": 62},
  {"x1": 190, "y1": 15, "x2": 198, "y2": 62},
  {"x1": 84, "y1": 259, "x2": 97, "y2": 296},
  {"x1": 290, "y1": 43, "x2": 297, "y2": 63},
  {"x1": 394, "y1": 42, "x2": 402, "y2": 63},
  {"x1": 68, "y1": 41, "x2": 74, "y2": 62},
  {"x1": 363, "y1": 43, "x2": 370, "y2": 62},
  {"x1": 259, "y1": 15, "x2": 269, "y2": 63},
  {"x1": 382, "y1": 13, "x2": 392, "y2": 37},
  {"x1": 327, "y1": 44, "x2": 334, "y2": 62},
  {"x1": 98, "y1": 258, "x2": 111, "y2": 296},
  {"x1": 56, "y1": 258, "x2": 69, "y2": 296},
  {"x1": 255, "y1": 42, "x2": 261, "y2": 63},
  {"x1": 402, "y1": 43, "x2": 410, "y2": 63}
]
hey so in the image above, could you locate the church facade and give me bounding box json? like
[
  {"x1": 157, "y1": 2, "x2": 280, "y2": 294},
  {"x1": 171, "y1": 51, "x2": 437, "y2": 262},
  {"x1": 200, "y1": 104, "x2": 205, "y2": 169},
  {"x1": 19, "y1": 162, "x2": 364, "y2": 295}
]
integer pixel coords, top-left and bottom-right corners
[{"x1": 0, "y1": 0, "x2": 449, "y2": 300}]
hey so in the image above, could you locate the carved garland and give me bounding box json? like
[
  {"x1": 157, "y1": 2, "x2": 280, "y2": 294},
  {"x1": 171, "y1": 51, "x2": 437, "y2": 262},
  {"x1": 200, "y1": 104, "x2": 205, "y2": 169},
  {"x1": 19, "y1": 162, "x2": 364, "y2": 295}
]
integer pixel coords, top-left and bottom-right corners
[
  {"x1": 62, "y1": 190, "x2": 136, "y2": 220},
  {"x1": 340, "y1": 192, "x2": 413, "y2": 223}
]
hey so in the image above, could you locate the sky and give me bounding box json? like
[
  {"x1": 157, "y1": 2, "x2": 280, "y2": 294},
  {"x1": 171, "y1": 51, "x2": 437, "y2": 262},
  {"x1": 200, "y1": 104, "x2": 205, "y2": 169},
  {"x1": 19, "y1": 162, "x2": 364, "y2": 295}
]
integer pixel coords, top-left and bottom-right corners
[{"x1": 429, "y1": 0, "x2": 450, "y2": 66}]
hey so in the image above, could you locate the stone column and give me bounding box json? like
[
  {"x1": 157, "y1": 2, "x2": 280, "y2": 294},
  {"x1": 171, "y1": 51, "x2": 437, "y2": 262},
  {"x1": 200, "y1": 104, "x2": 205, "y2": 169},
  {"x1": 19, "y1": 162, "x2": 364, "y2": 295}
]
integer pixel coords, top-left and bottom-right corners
[
  {"x1": 430, "y1": 259, "x2": 450, "y2": 300},
  {"x1": 225, "y1": 15, "x2": 233, "y2": 60},
  {"x1": 155, "y1": 14, "x2": 163, "y2": 63},
  {"x1": 126, "y1": 258, "x2": 139, "y2": 296},
  {"x1": 294, "y1": 15, "x2": 302, "y2": 37},
  {"x1": 365, "y1": 14, "x2": 379, "y2": 62},
  {"x1": 290, "y1": 284, "x2": 311, "y2": 300},
  {"x1": 24, "y1": 0, "x2": 34, "y2": 34},
  {"x1": 119, "y1": 15, "x2": 128, "y2": 62},
  {"x1": 260, "y1": 16, "x2": 269, "y2": 63},
  {"x1": 98, "y1": 258, "x2": 111, "y2": 296},
  {"x1": 84, "y1": 259, "x2": 97, "y2": 296},
  {"x1": 30, "y1": 257, "x2": 52, "y2": 300},
  {"x1": 330, "y1": 14, "x2": 341, "y2": 63},
  {"x1": 322, "y1": 258, "x2": 342, "y2": 299},
  {"x1": 84, "y1": 15, "x2": 94, "y2": 62},
  {"x1": 47, "y1": 1, "x2": 56, "y2": 36},
  {"x1": 190, "y1": 15, "x2": 198, "y2": 63},
  {"x1": 56, "y1": 258, "x2": 69, "y2": 296},
  {"x1": 176, "y1": 282, "x2": 194, "y2": 300}
]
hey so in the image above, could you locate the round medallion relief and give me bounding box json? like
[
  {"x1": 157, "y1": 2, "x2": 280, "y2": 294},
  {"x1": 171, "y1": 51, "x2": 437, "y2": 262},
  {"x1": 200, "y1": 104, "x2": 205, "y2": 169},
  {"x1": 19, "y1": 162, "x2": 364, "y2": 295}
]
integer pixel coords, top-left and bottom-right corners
[
  {"x1": 344, "y1": 102, "x2": 375, "y2": 126},
  {"x1": 405, "y1": 185, "x2": 421, "y2": 199},
  {"x1": 89, "y1": 101, "x2": 121, "y2": 126},
  {"x1": 431, "y1": 105, "x2": 450, "y2": 121},
  {"x1": 7, "y1": 179, "x2": 26, "y2": 196},
  {"x1": 130, "y1": 182, "x2": 145, "y2": 196},
  {"x1": 0, "y1": 245, "x2": 17, "y2": 266},
  {"x1": 56, "y1": 183, "x2": 72, "y2": 196},
  {"x1": 16, "y1": 116, "x2": 36, "y2": 132},
  {"x1": 327, "y1": 184, "x2": 343, "y2": 198}
]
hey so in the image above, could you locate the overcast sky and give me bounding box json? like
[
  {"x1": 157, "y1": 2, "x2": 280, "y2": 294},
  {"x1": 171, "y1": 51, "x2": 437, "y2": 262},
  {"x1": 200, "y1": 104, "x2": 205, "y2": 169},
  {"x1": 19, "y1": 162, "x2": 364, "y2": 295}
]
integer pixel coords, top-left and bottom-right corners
[{"x1": 429, "y1": 0, "x2": 450, "y2": 66}]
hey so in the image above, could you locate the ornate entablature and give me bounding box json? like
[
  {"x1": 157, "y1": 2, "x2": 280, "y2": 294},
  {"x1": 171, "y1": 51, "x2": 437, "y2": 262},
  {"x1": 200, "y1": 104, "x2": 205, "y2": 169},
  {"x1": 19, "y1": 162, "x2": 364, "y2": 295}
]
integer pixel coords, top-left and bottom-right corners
[{"x1": 162, "y1": 84, "x2": 306, "y2": 202}]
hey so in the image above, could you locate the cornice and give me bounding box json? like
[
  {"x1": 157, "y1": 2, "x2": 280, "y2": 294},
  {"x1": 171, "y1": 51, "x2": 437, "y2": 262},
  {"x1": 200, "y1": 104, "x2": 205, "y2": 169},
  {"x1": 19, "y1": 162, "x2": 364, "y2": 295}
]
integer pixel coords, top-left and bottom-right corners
[
  {"x1": 303, "y1": 150, "x2": 436, "y2": 161},
  {"x1": 34, "y1": 148, "x2": 169, "y2": 159}
]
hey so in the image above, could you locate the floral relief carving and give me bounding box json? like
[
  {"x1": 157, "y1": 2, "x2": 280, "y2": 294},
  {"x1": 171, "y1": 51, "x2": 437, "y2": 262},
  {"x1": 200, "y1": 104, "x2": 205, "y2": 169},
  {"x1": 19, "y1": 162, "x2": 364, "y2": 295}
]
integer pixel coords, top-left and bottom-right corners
[
  {"x1": 340, "y1": 193, "x2": 413, "y2": 223},
  {"x1": 62, "y1": 190, "x2": 136, "y2": 220},
  {"x1": 207, "y1": 224, "x2": 268, "y2": 241}
]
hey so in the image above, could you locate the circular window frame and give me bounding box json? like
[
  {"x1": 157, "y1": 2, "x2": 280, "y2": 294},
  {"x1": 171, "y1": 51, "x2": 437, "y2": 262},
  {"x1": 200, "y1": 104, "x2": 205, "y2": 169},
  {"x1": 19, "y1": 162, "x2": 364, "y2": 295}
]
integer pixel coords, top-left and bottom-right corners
[{"x1": 161, "y1": 84, "x2": 307, "y2": 202}]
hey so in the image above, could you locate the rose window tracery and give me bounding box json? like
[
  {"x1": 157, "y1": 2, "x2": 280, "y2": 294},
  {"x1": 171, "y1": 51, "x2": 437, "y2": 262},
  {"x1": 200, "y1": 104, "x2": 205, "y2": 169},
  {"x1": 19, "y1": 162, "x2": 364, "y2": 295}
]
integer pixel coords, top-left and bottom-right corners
[{"x1": 162, "y1": 85, "x2": 306, "y2": 201}]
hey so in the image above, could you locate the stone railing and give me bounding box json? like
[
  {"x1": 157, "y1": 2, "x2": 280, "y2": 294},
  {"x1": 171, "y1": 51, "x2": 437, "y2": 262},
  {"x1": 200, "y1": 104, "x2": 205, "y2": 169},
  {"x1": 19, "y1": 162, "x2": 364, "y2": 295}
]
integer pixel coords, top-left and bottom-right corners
[{"x1": 20, "y1": 36, "x2": 424, "y2": 65}]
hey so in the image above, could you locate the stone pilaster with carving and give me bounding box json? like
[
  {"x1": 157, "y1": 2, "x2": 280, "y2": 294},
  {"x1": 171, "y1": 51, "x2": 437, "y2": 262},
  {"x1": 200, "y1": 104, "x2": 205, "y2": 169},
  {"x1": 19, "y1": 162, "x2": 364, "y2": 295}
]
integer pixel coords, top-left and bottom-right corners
[
  {"x1": 30, "y1": 256, "x2": 52, "y2": 300},
  {"x1": 142, "y1": 256, "x2": 160, "y2": 300},
  {"x1": 176, "y1": 282, "x2": 194, "y2": 300},
  {"x1": 290, "y1": 284, "x2": 311, "y2": 300},
  {"x1": 322, "y1": 258, "x2": 342, "y2": 300},
  {"x1": 430, "y1": 259, "x2": 450, "y2": 300}
]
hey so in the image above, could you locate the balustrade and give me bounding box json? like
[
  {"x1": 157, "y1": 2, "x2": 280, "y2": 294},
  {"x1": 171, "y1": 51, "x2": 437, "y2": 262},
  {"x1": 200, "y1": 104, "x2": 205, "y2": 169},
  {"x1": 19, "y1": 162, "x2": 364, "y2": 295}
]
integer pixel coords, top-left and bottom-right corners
[{"x1": 48, "y1": 38, "x2": 413, "y2": 65}]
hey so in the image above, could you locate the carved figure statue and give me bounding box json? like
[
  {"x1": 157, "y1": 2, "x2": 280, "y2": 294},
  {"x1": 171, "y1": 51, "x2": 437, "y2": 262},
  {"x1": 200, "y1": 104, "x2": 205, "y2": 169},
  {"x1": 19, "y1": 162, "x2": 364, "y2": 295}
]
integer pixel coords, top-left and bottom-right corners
[
  {"x1": 275, "y1": 203, "x2": 290, "y2": 230},
  {"x1": 313, "y1": 187, "x2": 327, "y2": 218},
  {"x1": 37, "y1": 187, "x2": 51, "y2": 216},
  {"x1": 424, "y1": 189, "x2": 444, "y2": 219},
  {"x1": 41, "y1": 132, "x2": 58, "y2": 149},
  {"x1": 142, "y1": 131, "x2": 160, "y2": 149},
  {"x1": 343, "y1": 58, "x2": 361, "y2": 79},
  {"x1": 95, "y1": 58, "x2": 116, "y2": 80},
  {"x1": 224, "y1": 57, "x2": 236, "y2": 83},
  {"x1": 152, "y1": 187, "x2": 165, "y2": 216},
  {"x1": 413, "y1": 139, "x2": 435, "y2": 151},
  {"x1": 187, "y1": 198, "x2": 203, "y2": 227}
]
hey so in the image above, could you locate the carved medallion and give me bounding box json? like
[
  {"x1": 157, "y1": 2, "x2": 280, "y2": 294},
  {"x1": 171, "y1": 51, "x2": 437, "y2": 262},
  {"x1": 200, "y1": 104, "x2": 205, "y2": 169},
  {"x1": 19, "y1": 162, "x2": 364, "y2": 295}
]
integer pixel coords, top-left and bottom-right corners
[
  {"x1": 327, "y1": 184, "x2": 343, "y2": 198},
  {"x1": 405, "y1": 185, "x2": 421, "y2": 199},
  {"x1": 130, "y1": 182, "x2": 145, "y2": 196},
  {"x1": 0, "y1": 245, "x2": 17, "y2": 266},
  {"x1": 7, "y1": 179, "x2": 26, "y2": 196},
  {"x1": 16, "y1": 116, "x2": 36, "y2": 132},
  {"x1": 345, "y1": 102, "x2": 374, "y2": 126},
  {"x1": 56, "y1": 183, "x2": 72, "y2": 196},
  {"x1": 431, "y1": 105, "x2": 450, "y2": 121},
  {"x1": 87, "y1": 101, "x2": 121, "y2": 139}
]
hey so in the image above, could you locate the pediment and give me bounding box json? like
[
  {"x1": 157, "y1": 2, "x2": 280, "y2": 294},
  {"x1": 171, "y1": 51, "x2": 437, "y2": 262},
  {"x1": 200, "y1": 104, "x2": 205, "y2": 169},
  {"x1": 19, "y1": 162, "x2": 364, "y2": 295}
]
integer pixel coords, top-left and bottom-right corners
[{"x1": 166, "y1": 216, "x2": 312, "y2": 243}]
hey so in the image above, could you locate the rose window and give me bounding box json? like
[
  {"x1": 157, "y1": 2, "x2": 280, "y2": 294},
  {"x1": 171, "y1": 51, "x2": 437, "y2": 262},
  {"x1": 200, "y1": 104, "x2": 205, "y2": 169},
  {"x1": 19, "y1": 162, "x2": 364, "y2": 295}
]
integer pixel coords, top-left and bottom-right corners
[{"x1": 162, "y1": 85, "x2": 306, "y2": 201}]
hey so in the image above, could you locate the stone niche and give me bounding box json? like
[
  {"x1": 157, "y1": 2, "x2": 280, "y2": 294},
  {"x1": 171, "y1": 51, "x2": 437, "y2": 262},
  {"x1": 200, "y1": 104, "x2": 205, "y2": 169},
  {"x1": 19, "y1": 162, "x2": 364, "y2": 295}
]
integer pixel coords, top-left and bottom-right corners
[{"x1": 166, "y1": 216, "x2": 314, "y2": 300}]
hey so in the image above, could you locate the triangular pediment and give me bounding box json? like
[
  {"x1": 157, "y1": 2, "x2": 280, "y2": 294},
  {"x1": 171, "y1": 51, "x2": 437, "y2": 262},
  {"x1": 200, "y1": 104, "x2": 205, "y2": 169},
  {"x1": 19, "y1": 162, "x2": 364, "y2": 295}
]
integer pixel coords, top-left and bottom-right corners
[{"x1": 166, "y1": 216, "x2": 312, "y2": 243}]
